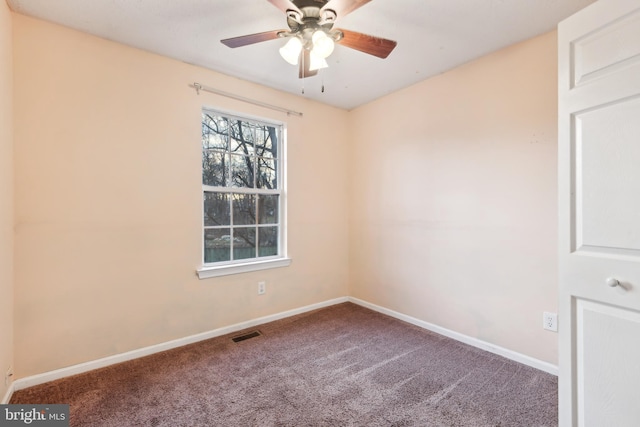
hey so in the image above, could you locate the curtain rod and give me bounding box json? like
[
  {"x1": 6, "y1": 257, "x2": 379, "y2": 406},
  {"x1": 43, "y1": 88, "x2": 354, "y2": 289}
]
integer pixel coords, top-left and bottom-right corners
[{"x1": 189, "y1": 82, "x2": 303, "y2": 118}]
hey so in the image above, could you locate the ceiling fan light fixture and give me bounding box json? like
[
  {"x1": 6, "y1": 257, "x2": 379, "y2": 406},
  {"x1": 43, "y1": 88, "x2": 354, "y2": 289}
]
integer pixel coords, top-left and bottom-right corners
[
  {"x1": 279, "y1": 36, "x2": 303, "y2": 65},
  {"x1": 311, "y1": 30, "x2": 335, "y2": 59}
]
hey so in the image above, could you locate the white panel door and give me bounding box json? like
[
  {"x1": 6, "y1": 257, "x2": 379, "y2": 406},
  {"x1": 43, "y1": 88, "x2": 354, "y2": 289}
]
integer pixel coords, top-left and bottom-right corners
[{"x1": 558, "y1": 0, "x2": 640, "y2": 426}]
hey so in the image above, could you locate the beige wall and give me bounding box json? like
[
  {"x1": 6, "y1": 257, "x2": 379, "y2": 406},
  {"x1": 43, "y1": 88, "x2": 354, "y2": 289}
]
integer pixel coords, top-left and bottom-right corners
[
  {"x1": 349, "y1": 32, "x2": 558, "y2": 364},
  {"x1": 12, "y1": 14, "x2": 350, "y2": 378},
  {"x1": 0, "y1": 0, "x2": 14, "y2": 401}
]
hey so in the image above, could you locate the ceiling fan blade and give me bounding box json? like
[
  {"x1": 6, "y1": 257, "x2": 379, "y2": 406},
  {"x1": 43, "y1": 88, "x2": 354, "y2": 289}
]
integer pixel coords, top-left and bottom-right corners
[
  {"x1": 221, "y1": 30, "x2": 284, "y2": 48},
  {"x1": 267, "y1": 0, "x2": 301, "y2": 14},
  {"x1": 321, "y1": 0, "x2": 372, "y2": 19},
  {"x1": 299, "y1": 50, "x2": 318, "y2": 79},
  {"x1": 337, "y1": 29, "x2": 397, "y2": 59}
]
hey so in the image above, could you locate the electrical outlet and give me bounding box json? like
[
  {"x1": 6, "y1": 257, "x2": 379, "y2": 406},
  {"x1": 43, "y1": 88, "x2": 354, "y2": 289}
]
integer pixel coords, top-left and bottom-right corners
[
  {"x1": 5, "y1": 366, "x2": 13, "y2": 386},
  {"x1": 543, "y1": 312, "x2": 558, "y2": 332},
  {"x1": 258, "y1": 281, "x2": 266, "y2": 295}
]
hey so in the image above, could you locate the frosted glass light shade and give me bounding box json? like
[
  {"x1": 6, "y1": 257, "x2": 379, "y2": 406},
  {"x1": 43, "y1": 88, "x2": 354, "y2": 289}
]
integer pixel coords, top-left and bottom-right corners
[
  {"x1": 279, "y1": 37, "x2": 303, "y2": 65},
  {"x1": 308, "y1": 50, "x2": 328, "y2": 71},
  {"x1": 312, "y1": 31, "x2": 335, "y2": 58}
]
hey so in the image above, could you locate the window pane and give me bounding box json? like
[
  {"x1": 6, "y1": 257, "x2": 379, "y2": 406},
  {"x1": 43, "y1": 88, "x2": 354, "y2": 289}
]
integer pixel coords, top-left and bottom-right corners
[
  {"x1": 230, "y1": 120, "x2": 255, "y2": 156},
  {"x1": 264, "y1": 126, "x2": 278, "y2": 158},
  {"x1": 254, "y1": 126, "x2": 266, "y2": 156},
  {"x1": 231, "y1": 154, "x2": 254, "y2": 188},
  {"x1": 204, "y1": 192, "x2": 230, "y2": 226},
  {"x1": 257, "y1": 157, "x2": 277, "y2": 189},
  {"x1": 204, "y1": 229, "x2": 231, "y2": 263},
  {"x1": 255, "y1": 125, "x2": 277, "y2": 159},
  {"x1": 259, "y1": 227, "x2": 278, "y2": 257},
  {"x1": 233, "y1": 227, "x2": 256, "y2": 260},
  {"x1": 258, "y1": 195, "x2": 278, "y2": 224},
  {"x1": 202, "y1": 114, "x2": 228, "y2": 150},
  {"x1": 232, "y1": 194, "x2": 256, "y2": 225},
  {"x1": 203, "y1": 151, "x2": 228, "y2": 186}
]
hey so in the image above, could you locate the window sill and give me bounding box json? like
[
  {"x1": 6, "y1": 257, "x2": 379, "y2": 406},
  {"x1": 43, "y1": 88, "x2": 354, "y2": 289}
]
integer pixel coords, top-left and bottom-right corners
[{"x1": 196, "y1": 257, "x2": 292, "y2": 279}]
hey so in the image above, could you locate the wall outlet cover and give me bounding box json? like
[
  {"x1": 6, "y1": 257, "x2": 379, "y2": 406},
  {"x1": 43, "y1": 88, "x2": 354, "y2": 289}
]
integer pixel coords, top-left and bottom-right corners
[{"x1": 543, "y1": 312, "x2": 558, "y2": 332}]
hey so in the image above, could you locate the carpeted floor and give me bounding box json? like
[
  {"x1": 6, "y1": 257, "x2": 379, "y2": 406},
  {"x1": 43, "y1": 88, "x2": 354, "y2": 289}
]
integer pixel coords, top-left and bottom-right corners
[{"x1": 11, "y1": 302, "x2": 558, "y2": 426}]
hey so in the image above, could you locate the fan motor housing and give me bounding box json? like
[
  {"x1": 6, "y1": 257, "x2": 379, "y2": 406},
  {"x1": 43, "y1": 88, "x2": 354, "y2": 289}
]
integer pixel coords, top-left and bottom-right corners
[
  {"x1": 286, "y1": 3, "x2": 337, "y2": 39},
  {"x1": 292, "y1": 0, "x2": 329, "y2": 9}
]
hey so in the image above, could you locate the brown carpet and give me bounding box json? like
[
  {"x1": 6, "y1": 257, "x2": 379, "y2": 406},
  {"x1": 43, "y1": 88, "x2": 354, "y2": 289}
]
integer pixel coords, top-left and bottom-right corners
[{"x1": 11, "y1": 302, "x2": 558, "y2": 426}]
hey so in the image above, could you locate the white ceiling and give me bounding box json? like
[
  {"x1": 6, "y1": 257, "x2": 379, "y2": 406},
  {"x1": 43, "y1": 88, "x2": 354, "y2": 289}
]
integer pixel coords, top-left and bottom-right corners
[{"x1": 7, "y1": 0, "x2": 596, "y2": 110}]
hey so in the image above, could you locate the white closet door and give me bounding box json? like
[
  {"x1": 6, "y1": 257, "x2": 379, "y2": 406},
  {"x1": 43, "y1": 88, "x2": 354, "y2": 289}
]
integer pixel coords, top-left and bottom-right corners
[{"x1": 558, "y1": 0, "x2": 640, "y2": 425}]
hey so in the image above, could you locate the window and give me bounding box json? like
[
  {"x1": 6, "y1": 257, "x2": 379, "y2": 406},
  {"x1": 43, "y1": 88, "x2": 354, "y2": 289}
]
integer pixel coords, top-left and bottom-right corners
[{"x1": 198, "y1": 109, "x2": 290, "y2": 278}]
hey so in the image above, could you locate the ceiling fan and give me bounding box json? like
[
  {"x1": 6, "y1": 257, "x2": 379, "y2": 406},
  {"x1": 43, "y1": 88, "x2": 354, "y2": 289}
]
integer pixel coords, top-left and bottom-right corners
[{"x1": 221, "y1": 0, "x2": 397, "y2": 78}]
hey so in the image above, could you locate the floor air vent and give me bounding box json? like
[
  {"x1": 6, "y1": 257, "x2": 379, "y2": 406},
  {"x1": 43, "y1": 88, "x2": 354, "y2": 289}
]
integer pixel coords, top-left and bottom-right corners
[{"x1": 232, "y1": 331, "x2": 262, "y2": 343}]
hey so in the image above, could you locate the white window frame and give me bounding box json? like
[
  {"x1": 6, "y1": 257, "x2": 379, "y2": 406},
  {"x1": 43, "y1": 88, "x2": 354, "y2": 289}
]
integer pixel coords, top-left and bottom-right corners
[{"x1": 197, "y1": 108, "x2": 291, "y2": 279}]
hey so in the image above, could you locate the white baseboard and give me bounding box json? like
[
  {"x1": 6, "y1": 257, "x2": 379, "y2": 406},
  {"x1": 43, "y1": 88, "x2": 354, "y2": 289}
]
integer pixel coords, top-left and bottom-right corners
[
  {"x1": 1, "y1": 382, "x2": 15, "y2": 404},
  {"x1": 348, "y1": 297, "x2": 559, "y2": 376},
  {"x1": 13, "y1": 295, "x2": 556, "y2": 392},
  {"x1": 13, "y1": 297, "x2": 349, "y2": 391}
]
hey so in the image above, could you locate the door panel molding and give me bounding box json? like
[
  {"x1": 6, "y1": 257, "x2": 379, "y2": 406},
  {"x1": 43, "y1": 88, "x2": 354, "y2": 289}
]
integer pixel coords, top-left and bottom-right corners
[
  {"x1": 571, "y1": 95, "x2": 640, "y2": 258},
  {"x1": 571, "y1": 9, "x2": 640, "y2": 88},
  {"x1": 575, "y1": 299, "x2": 640, "y2": 425}
]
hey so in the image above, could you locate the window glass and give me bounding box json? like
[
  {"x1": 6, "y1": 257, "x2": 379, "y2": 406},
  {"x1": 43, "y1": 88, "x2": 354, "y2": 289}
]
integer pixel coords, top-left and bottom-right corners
[{"x1": 204, "y1": 192, "x2": 230, "y2": 226}]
